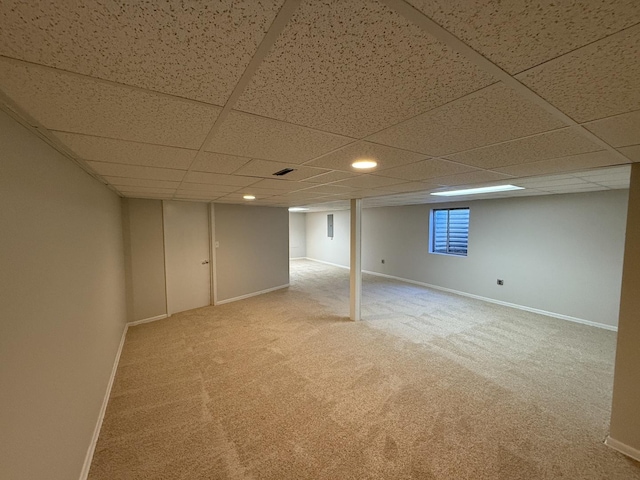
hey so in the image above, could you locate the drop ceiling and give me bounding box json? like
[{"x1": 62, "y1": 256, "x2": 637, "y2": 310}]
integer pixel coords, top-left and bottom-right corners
[{"x1": 0, "y1": 0, "x2": 638, "y2": 210}]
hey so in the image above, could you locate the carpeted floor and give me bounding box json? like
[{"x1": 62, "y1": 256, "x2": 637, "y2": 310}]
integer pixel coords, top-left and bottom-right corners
[{"x1": 89, "y1": 259, "x2": 640, "y2": 479}]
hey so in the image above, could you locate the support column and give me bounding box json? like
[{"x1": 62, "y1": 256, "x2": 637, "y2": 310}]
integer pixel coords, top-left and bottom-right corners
[
  {"x1": 350, "y1": 198, "x2": 362, "y2": 321},
  {"x1": 608, "y1": 163, "x2": 640, "y2": 461}
]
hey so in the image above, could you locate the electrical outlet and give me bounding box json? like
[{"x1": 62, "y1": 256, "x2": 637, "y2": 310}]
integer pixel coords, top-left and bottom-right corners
[{"x1": 497, "y1": 279, "x2": 504, "y2": 286}]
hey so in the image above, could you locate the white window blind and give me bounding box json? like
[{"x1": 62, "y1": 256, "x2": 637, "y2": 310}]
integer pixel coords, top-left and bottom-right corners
[{"x1": 431, "y1": 208, "x2": 469, "y2": 256}]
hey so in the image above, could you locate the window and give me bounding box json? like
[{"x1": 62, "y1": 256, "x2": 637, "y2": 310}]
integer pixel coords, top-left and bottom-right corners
[{"x1": 430, "y1": 208, "x2": 469, "y2": 256}]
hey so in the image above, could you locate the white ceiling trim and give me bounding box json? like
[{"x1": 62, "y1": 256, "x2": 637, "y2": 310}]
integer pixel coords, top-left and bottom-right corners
[
  {"x1": 0, "y1": 88, "x2": 118, "y2": 194},
  {"x1": 0, "y1": 55, "x2": 218, "y2": 108}
]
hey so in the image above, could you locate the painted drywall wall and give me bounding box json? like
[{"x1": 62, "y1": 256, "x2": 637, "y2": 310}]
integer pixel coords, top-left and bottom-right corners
[
  {"x1": 306, "y1": 191, "x2": 628, "y2": 327},
  {"x1": 0, "y1": 110, "x2": 127, "y2": 479},
  {"x1": 289, "y1": 212, "x2": 307, "y2": 258},
  {"x1": 305, "y1": 210, "x2": 350, "y2": 267},
  {"x1": 610, "y1": 163, "x2": 640, "y2": 454},
  {"x1": 122, "y1": 198, "x2": 167, "y2": 322},
  {"x1": 214, "y1": 204, "x2": 289, "y2": 302}
]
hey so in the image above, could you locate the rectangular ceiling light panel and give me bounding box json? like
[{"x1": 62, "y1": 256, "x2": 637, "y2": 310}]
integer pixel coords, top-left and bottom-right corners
[{"x1": 431, "y1": 185, "x2": 524, "y2": 196}]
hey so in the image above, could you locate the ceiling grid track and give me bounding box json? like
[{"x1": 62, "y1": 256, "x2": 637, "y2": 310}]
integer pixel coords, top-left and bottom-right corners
[
  {"x1": 0, "y1": 88, "x2": 120, "y2": 194},
  {"x1": 172, "y1": 0, "x2": 303, "y2": 199},
  {"x1": 381, "y1": 0, "x2": 632, "y2": 165},
  {"x1": 0, "y1": 0, "x2": 635, "y2": 207},
  {"x1": 0, "y1": 55, "x2": 222, "y2": 108}
]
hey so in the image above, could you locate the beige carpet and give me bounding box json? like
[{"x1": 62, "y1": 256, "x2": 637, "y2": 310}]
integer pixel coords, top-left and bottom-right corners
[{"x1": 89, "y1": 259, "x2": 640, "y2": 479}]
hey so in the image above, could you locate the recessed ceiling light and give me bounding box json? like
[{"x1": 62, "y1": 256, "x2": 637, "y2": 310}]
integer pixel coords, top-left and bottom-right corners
[
  {"x1": 288, "y1": 207, "x2": 309, "y2": 212},
  {"x1": 351, "y1": 159, "x2": 377, "y2": 169},
  {"x1": 431, "y1": 185, "x2": 524, "y2": 197},
  {"x1": 243, "y1": 194, "x2": 256, "y2": 200}
]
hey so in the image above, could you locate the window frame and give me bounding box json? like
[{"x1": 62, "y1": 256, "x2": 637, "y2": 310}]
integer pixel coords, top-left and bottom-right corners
[{"x1": 429, "y1": 207, "x2": 470, "y2": 257}]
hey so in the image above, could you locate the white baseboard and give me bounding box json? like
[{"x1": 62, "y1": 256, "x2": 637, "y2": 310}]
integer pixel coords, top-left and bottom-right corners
[
  {"x1": 303, "y1": 257, "x2": 616, "y2": 331},
  {"x1": 290, "y1": 256, "x2": 307, "y2": 260},
  {"x1": 79, "y1": 323, "x2": 129, "y2": 480},
  {"x1": 304, "y1": 257, "x2": 349, "y2": 270},
  {"x1": 79, "y1": 312, "x2": 170, "y2": 478},
  {"x1": 605, "y1": 436, "x2": 640, "y2": 462},
  {"x1": 128, "y1": 313, "x2": 168, "y2": 327},
  {"x1": 361, "y1": 269, "x2": 617, "y2": 332},
  {"x1": 216, "y1": 284, "x2": 290, "y2": 305}
]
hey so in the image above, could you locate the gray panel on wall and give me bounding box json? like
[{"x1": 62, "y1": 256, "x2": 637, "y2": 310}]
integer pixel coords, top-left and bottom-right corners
[
  {"x1": 122, "y1": 198, "x2": 167, "y2": 322},
  {"x1": 214, "y1": 204, "x2": 289, "y2": 302},
  {"x1": 289, "y1": 212, "x2": 307, "y2": 258}
]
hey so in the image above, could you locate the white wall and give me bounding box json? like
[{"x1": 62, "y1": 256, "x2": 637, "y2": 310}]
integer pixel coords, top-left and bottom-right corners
[
  {"x1": 610, "y1": 163, "x2": 640, "y2": 454},
  {"x1": 122, "y1": 198, "x2": 167, "y2": 322},
  {"x1": 306, "y1": 191, "x2": 628, "y2": 327},
  {"x1": 214, "y1": 204, "x2": 289, "y2": 302},
  {"x1": 289, "y1": 212, "x2": 307, "y2": 258},
  {"x1": 306, "y1": 210, "x2": 350, "y2": 267},
  {"x1": 0, "y1": 110, "x2": 127, "y2": 479}
]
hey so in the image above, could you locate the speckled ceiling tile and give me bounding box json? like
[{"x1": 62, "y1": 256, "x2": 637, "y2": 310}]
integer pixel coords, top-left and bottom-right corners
[
  {"x1": 234, "y1": 0, "x2": 495, "y2": 139},
  {"x1": 573, "y1": 165, "x2": 631, "y2": 181},
  {"x1": 86, "y1": 162, "x2": 186, "y2": 181},
  {"x1": 53, "y1": 132, "x2": 197, "y2": 170},
  {"x1": 406, "y1": 0, "x2": 640, "y2": 74},
  {"x1": 367, "y1": 82, "x2": 566, "y2": 156},
  {"x1": 0, "y1": 0, "x2": 284, "y2": 105},
  {"x1": 373, "y1": 158, "x2": 475, "y2": 181},
  {"x1": 175, "y1": 192, "x2": 225, "y2": 201},
  {"x1": 103, "y1": 177, "x2": 181, "y2": 189},
  {"x1": 206, "y1": 111, "x2": 353, "y2": 163},
  {"x1": 233, "y1": 159, "x2": 330, "y2": 181},
  {"x1": 175, "y1": 190, "x2": 229, "y2": 200},
  {"x1": 296, "y1": 184, "x2": 357, "y2": 195},
  {"x1": 583, "y1": 109, "x2": 640, "y2": 147},
  {"x1": 179, "y1": 183, "x2": 239, "y2": 193},
  {"x1": 0, "y1": 59, "x2": 220, "y2": 148},
  {"x1": 514, "y1": 175, "x2": 592, "y2": 189},
  {"x1": 301, "y1": 170, "x2": 358, "y2": 184},
  {"x1": 183, "y1": 172, "x2": 259, "y2": 187},
  {"x1": 380, "y1": 181, "x2": 438, "y2": 193},
  {"x1": 246, "y1": 178, "x2": 308, "y2": 191},
  {"x1": 517, "y1": 24, "x2": 640, "y2": 123},
  {"x1": 446, "y1": 128, "x2": 603, "y2": 169},
  {"x1": 494, "y1": 150, "x2": 627, "y2": 177},
  {"x1": 351, "y1": 188, "x2": 404, "y2": 198},
  {"x1": 305, "y1": 141, "x2": 428, "y2": 173},
  {"x1": 333, "y1": 174, "x2": 406, "y2": 190},
  {"x1": 276, "y1": 191, "x2": 332, "y2": 200},
  {"x1": 190, "y1": 152, "x2": 252, "y2": 175},
  {"x1": 619, "y1": 145, "x2": 640, "y2": 162},
  {"x1": 431, "y1": 170, "x2": 514, "y2": 187}
]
